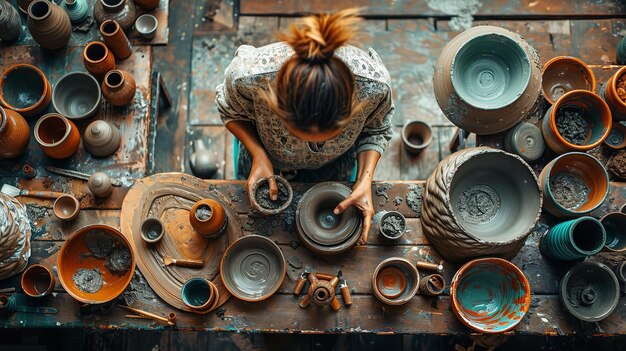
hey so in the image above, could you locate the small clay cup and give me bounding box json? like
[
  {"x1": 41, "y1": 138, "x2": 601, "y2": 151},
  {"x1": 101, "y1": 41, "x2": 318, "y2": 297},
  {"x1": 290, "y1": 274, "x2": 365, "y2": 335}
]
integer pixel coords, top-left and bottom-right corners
[
  {"x1": 0, "y1": 64, "x2": 52, "y2": 118},
  {"x1": 504, "y1": 122, "x2": 545, "y2": 162},
  {"x1": 451, "y1": 258, "x2": 530, "y2": 334},
  {"x1": 379, "y1": 211, "x2": 406, "y2": 240},
  {"x1": 21, "y1": 264, "x2": 55, "y2": 297},
  {"x1": 600, "y1": 66, "x2": 626, "y2": 120},
  {"x1": 189, "y1": 199, "x2": 227, "y2": 238},
  {"x1": 52, "y1": 72, "x2": 101, "y2": 119},
  {"x1": 372, "y1": 257, "x2": 419, "y2": 306},
  {"x1": 538, "y1": 152, "x2": 609, "y2": 217},
  {"x1": 135, "y1": 14, "x2": 158, "y2": 39},
  {"x1": 250, "y1": 175, "x2": 293, "y2": 216},
  {"x1": 559, "y1": 261, "x2": 620, "y2": 322},
  {"x1": 401, "y1": 121, "x2": 433, "y2": 154},
  {"x1": 181, "y1": 278, "x2": 215, "y2": 311},
  {"x1": 542, "y1": 56, "x2": 596, "y2": 104},
  {"x1": 542, "y1": 90, "x2": 612, "y2": 154},
  {"x1": 540, "y1": 216, "x2": 606, "y2": 261},
  {"x1": 53, "y1": 194, "x2": 80, "y2": 221},
  {"x1": 34, "y1": 113, "x2": 81, "y2": 159},
  {"x1": 140, "y1": 217, "x2": 164, "y2": 243},
  {"x1": 600, "y1": 212, "x2": 626, "y2": 252},
  {"x1": 604, "y1": 122, "x2": 626, "y2": 150},
  {"x1": 83, "y1": 41, "x2": 116, "y2": 81},
  {"x1": 615, "y1": 261, "x2": 626, "y2": 283},
  {"x1": 418, "y1": 273, "x2": 445, "y2": 296}
]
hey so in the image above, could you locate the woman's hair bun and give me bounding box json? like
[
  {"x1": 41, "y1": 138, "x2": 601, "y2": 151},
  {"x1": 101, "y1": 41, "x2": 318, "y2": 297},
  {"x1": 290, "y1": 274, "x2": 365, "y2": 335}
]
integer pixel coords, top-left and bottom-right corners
[{"x1": 281, "y1": 8, "x2": 362, "y2": 62}]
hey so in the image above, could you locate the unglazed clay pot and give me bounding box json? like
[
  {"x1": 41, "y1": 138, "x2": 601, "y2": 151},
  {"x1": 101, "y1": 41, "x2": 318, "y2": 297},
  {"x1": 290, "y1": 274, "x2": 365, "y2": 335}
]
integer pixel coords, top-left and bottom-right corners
[
  {"x1": 504, "y1": 122, "x2": 545, "y2": 162},
  {"x1": 601, "y1": 66, "x2": 626, "y2": 120},
  {"x1": 372, "y1": 257, "x2": 419, "y2": 305},
  {"x1": 433, "y1": 26, "x2": 541, "y2": 135},
  {"x1": 618, "y1": 36, "x2": 626, "y2": 65},
  {"x1": 604, "y1": 122, "x2": 626, "y2": 150},
  {"x1": 34, "y1": 113, "x2": 80, "y2": 159},
  {"x1": 135, "y1": 14, "x2": 157, "y2": 39},
  {"x1": 542, "y1": 56, "x2": 596, "y2": 104},
  {"x1": 181, "y1": 278, "x2": 216, "y2": 310},
  {"x1": 559, "y1": 261, "x2": 619, "y2": 322},
  {"x1": 401, "y1": 120, "x2": 432, "y2": 154},
  {"x1": 27, "y1": 0, "x2": 71, "y2": 50},
  {"x1": 102, "y1": 70, "x2": 136, "y2": 106},
  {"x1": 220, "y1": 235, "x2": 286, "y2": 302},
  {"x1": 542, "y1": 90, "x2": 611, "y2": 154},
  {"x1": 296, "y1": 182, "x2": 362, "y2": 255},
  {"x1": 93, "y1": 0, "x2": 136, "y2": 32},
  {"x1": 88, "y1": 172, "x2": 113, "y2": 198},
  {"x1": 0, "y1": 193, "x2": 31, "y2": 280},
  {"x1": 0, "y1": 64, "x2": 52, "y2": 118},
  {"x1": 52, "y1": 72, "x2": 101, "y2": 119},
  {"x1": 134, "y1": 0, "x2": 159, "y2": 10},
  {"x1": 421, "y1": 147, "x2": 542, "y2": 262},
  {"x1": 0, "y1": 1, "x2": 22, "y2": 42},
  {"x1": 250, "y1": 175, "x2": 293, "y2": 216},
  {"x1": 53, "y1": 194, "x2": 80, "y2": 220},
  {"x1": 21, "y1": 264, "x2": 55, "y2": 297},
  {"x1": 600, "y1": 212, "x2": 626, "y2": 252},
  {"x1": 418, "y1": 273, "x2": 445, "y2": 296},
  {"x1": 189, "y1": 198, "x2": 227, "y2": 238},
  {"x1": 100, "y1": 20, "x2": 133, "y2": 60},
  {"x1": 538, "y1": 152, "x2": 608, "y2": 217},
  {"x1": 451, "y1": 258, "x2": 530, "y2": 334},
  {"x1": 140, "y1": 217, "x2": 164, "y2": 243},
  {"x1": 83, "y1": 41, "x2": 116, "y2": 81},
  {"x1": 60, "y1": 0, "x2": 88, "y2": 24},
  {"x1": 84, "y1": 120, "x2": 121, "y2": 157},
  {"x1": 0, "y1": 107, "x2": 30, "y2": 159},
  {"x1": 539, "y1": 216, "x2": 605, "y2": 261}
]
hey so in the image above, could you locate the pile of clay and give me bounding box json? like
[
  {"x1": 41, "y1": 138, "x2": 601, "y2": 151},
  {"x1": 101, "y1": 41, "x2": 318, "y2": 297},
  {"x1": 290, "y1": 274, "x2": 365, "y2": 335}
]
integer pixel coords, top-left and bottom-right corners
[
  {"x1": 255, "y1": 180, "x2": 290, "y2": 209},
  {"x1": 381, "y1": 213, "x2": 405, "y2": 238},
  {"x1": 195, "y1": 204, "x2": 212, "y2": 221},
  {"x1": 550, "y1": 172, "x2": 590, "y2": 210},
  {"x1": 556, "y1": 106, "x2": 590, "y2": 145}
]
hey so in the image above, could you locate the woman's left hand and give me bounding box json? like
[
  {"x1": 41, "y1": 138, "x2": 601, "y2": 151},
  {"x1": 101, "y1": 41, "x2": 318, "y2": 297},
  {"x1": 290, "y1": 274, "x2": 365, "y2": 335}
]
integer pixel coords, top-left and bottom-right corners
[{"x1": 333, "y1": 179, "x2": 373, "y2": 245}]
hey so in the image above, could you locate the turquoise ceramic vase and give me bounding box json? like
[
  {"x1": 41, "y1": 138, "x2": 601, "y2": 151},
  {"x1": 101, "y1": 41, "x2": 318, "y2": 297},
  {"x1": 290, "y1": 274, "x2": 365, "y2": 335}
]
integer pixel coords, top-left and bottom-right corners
[
  {"x1": 617, "y1": 36, "x2": 626, "y2": 65},
  {"x1": 540, "y1": 216, "x2": 606, "y2": 261},
  {"x1": 61, "y1": 0, "x2": 89, "y2": 24}
]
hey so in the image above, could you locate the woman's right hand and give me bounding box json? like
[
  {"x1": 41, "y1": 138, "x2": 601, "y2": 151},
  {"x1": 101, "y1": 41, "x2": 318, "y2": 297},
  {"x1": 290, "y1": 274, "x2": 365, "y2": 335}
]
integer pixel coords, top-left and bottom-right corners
[{"x1": 247, "y1": 155, "x2": 278, "y2": 202}]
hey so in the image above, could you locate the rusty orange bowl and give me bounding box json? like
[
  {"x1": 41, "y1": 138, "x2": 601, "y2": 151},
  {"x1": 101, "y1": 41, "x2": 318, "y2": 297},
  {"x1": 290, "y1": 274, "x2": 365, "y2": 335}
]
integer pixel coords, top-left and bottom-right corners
[{"x1": 57, "y1": 225, "x2": 135, "y2": 304}]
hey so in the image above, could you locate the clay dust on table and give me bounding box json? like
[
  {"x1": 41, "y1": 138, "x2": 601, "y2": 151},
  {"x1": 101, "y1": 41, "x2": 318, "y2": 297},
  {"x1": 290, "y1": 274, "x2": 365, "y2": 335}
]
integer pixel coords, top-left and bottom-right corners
[
  {"x1": 72, "y1": 268, "x2": 104, "y2": 294},
  {"x1": 556, "y1": 106, "x2": 590, "y2": 145},
  {"x1": 255, "y1": 181, "x2": 289, "y2": 209},
  {"x1": 381, "y1": 214, "x2": 405, "y2": 238},
  {"x1": 405, "y1": 185, "x2": 423, "y2": 215},
  {"x1": 550, "y1": 173, "x2": 590, "y2": 210}
]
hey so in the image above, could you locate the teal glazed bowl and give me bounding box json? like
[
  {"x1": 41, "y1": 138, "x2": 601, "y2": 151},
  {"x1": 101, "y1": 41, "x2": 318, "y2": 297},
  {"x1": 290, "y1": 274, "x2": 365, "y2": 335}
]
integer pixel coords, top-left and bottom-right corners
[{"x1": 451, "y1": 258, "x2": 531, "y2": 333}]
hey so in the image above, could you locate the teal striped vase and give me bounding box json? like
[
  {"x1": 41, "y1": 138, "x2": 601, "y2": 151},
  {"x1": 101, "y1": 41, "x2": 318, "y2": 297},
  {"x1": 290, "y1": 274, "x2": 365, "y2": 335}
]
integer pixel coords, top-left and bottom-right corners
[
  {"x1": 540, "y1": 216, "x2": 606, "y2": 261},
  {"x1": 60, "y1": 0, "x2": 88, "y2": 24},
  {"x1": 618, "y1": 36, "x2": 626, "y2": 65}
]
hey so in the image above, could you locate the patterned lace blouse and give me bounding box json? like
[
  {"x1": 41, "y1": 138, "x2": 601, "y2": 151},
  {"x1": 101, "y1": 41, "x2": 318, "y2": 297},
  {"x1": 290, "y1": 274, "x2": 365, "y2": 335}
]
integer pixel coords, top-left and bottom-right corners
[{"x1": 215, "y1": 42, "x2": 394, "y2": 171}]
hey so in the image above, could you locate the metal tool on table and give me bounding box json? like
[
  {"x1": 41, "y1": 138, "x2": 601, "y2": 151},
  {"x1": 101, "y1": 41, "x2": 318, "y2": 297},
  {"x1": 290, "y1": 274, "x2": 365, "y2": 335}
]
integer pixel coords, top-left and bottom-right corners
[
  {"x1": 416, "y1": 260, "x2": 444, "y2": 273},
  {"x1": 0, "y1": 295, "x2": 57, "y2": 315},
  {"x1": 1, "y1": 184, "x2": 65, "y2": 199},
  {"x1": 45, "y1": 166, "x2": 123, "y2": 187},
  {"x1": 118, "y1": 305, "x2": 176, "y2": 326},
  {"x1": 162, "y1": 255, "x2": 204, "y2": 268}
]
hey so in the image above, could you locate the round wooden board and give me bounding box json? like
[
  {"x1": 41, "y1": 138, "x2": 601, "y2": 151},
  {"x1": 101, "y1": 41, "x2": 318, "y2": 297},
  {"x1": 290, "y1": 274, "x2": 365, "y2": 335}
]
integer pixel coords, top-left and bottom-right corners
[{"x1": 120, "y1": 173, "x2": 244, "y2": 313}]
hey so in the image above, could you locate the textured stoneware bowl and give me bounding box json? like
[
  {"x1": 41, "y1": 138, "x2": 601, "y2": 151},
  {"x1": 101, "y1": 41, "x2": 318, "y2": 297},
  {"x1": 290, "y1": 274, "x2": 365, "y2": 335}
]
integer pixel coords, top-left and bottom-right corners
[
  {"x1": 538, "y1": 152, "x2": 608, "y2": 218},
  {"x1": 250, "y1": 175, "x2": 293, "y2": 216},
  {"x1": 421, "y1": 147, "x2": 542, "y2": 262},
  {"x1": 604, "y1": 122, "x2": 626, "y2": 150},
  {"x1": 541, "y1": 56, "x2": 596, "y2": 104},
  {"x1": 378, "y1": 211, "x2": 406, "y2": 240},
  {"x1": 433, "y1": 26, "x2": 541, "y2": 135},
  {"x1": 140, "y1": 217, "x2": 164, "y2": 243},
  {"x1": 560, "y1": 261, "x2": 620, "y2": 322},
  {"x1": 0, "y1": 64, "x2": 51, "y2": 117},
  {"x1": 52, "y1": 72, "x2": 101, "y2": 119},
  {"x1": 600, "y1": 212, "x2": 626, "y2": 252},
  {"x1": 372, "y1": 257, "x2": 419, "y2": 305},
  {"x1": 401, "y1": 121, "x2": 432, "y2": 154},
  {"x1": 504, "y1": 122, "x2": 545, "y2": 162},
  {"x1": 540, "y1": 216, "x2": 606, "y2": 261},
  {"x1": 21, "y1": 264, "x2": 55, "y2": 297},
  {"x1": 135, "y1": 14, "x2": 158, "y2": 39},
  {"x1": 57, "y1": 225, "x2": 135, "y2": 304},
  {"x1": 220, "y1": 235, "x2": 285, "y2": 302},
  {"x1": 451, "y1": 258, "x2": 531, "y2": 333},
  {"x1": 53, "y1": 194, "x2": 80, "y2": 221}
]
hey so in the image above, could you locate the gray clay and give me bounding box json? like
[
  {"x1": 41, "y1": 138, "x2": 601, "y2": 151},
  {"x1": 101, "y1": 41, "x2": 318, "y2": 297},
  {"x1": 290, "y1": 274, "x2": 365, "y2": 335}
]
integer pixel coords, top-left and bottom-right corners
[
  {"x1": 85, "y1": 230, "x2": 116, "y2": 258},
  {"x1": 72, "y1": 268, "x2": 103, "y2": 294},
  {"x1": 406, "y1": 186, "x2": 422, "y2": 215},
  {"x1": 456, "y1": 184, "x2": 501, "y2": 225},
  {"x1": 195, "y1": 205, "x2": 212, "y2": 221},
  {"x1": 550, "y1": 172, "x2": 589, "y2": 210},
  {"x1": 381, "y1": 214, "x2": 405, "y2": 238},
  {"x1": 255, "y1": 181, "x2": 289, "y2": 209},
  {"x1": 393, "y1": 196, "x2": 403, "y2": 206},
  {"x1": 106, "y1": 246, "x2": 131, "y2": 273},
  {"x1": 556, "y1": 106, "x2": 590, "y2": 145}
]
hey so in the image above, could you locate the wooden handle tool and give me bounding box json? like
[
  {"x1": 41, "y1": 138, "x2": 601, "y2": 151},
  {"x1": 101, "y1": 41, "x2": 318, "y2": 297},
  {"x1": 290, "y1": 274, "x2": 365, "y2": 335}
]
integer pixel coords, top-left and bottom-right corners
[{"x1": 163, "y1": 255, "x2": 204, "y2": 268}]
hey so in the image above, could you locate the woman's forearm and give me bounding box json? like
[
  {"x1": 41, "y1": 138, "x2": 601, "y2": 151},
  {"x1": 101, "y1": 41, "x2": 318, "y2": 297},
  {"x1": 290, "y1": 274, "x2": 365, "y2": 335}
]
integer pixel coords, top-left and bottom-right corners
[
  {"x1": 356, "y1": 150, "x2": 381, "y2": 182},
  {"x1": 225, "y1": 121, "x2": 270, "y2": 161}
]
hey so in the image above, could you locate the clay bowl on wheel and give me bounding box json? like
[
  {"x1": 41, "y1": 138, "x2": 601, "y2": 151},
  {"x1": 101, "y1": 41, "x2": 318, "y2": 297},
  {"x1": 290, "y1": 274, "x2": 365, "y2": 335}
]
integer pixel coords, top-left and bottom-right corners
[
  {"x1": 451, "y1": 258, "x2": 531, "y2": 334},
  {"x1": 542, "y1": 56, "x2": 596, "y2": 104},
  {"x1": 372, "y1": 257, "x2": 419, "y2": 305},
  {"x1": 57, "y1": 225, "x2": 135, "y2": 304},
  {"x1": 220, "y1": 235, "x2": 285, "y2": 302},
  {"x1": 52, "y1": 72, "x2": 101, "y2": 119}
]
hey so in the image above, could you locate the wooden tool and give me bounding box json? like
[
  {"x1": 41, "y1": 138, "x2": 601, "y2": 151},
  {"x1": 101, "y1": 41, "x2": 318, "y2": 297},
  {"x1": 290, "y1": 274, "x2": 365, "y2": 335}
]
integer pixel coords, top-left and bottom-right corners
[
  {"x1": 118, "y1": 305, "x2": 176, "y2": 326},
  {"x1": 1, "y1": 184, "x2": 66, "y2": 199},
  {"x1": 163, "y1": 255, "x2": 204, "y2": 268}
]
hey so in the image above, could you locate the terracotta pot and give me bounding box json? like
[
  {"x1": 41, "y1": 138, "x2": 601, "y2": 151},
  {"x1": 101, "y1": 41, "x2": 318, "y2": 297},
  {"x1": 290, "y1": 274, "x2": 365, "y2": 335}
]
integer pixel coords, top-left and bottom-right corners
[
  {"x1": 189, "y1": 198, "x2": 227, "y2": 238},
  {"x1": 57, "y1": 225, "x2": 136, "y2": 304},
  {"x1": 53, "y1": 194, "x2": 80, "y2": 220},
  {"x1": 135, "y1": 14, "x2": 158, "y2": 39},
  {"x1": 372, "y1": 257, "x2": 419, "y2": 305},
  {"x1": 421, "y1": 147, "x2": 542, "y2": 262},
  {"x1": 220, "y1": 235, "x2": 286, "y2": 302},
  {"x1": 601, "y1": 66, "x2": 626, "y2": 120},
  {"x1": 401, "y1": 120, "x2": 432, "y2": 154},
  {"x1": 604, "y1": 122, "x2": 626, "y2": 149},
  {"x1": 542, "y1": 90, "x2": 611, "y2": 154},
  {"x1": 21, "y1": 264, "x2": 55, "y2": 297},
  {"x1": 0, "y1": 193, "x2": 31, "y2": 280},
  {"x1": 504, "y1": 122, "x2": 545, "y2": 162},
  {"x1": 83, "y1": 120, "x2": 121, "y2": 157},
  {"x1": 378, "y1": 210, "x2": 406, "y2": 240},
  {"x1": 559, "y1": 261, "x2": 619, "y2": 322},
  {"x1": 538, "y1": 152, "x2": 608, "y2": 217},
  {"x1": 102, "y1": 70, "x2": 136, "y2": 106},
  {"x1": 616, "y1": 261, "x2": 626, "y2": 283},
  {"x1": 451, "y1": 258, "x2": 530, "y2": 334},
  {"x1": 618, "y1": 36, "x2": 626, "y2": 65},
  {"x1": 0, "y1": 64, "x2": 52, "y2": 118},
  {"x1": 88, "y1": 172, "x2": 113, "y2": 198},
  {"x1": 181, "y1": 278, "x2": 215, "y2": 310},
  {"x1": 52, "y1": 72, "x2": 101, "y2": 119},
  {"x1": 418, "y1": 273, "x2": 445, "y2": 296},
  {"x1": 0, "y1": 1, "x2": 22, "y2": 42},
  {"x1": 249, "y1": 175, "x2": 293, "y2": 216},
  {"x1": 27, "y1": 0, "x2": 71, "y2": 50},
  {"x1": 189, "y1": 138, "x2": 219, "y2": 179},
  {"x1": 600, "y1": 212, "x2": 626, "y2": 252},
  {"x1": 93, "y1": 0, "x2": 136, "y2": 32},
  {"x1": 83, "y1": 41, "x2": 116, "y2": 81},
  {"x1": 433, "y1": 26, "x2": 541, "y2": 135},
  {"x1": 34, "y1": 113, "x2": 80, "y2": 159},
  {"x1": 99, "y1": 20, "x2": 133, "y2": 60},
  {"x1": 539, "y1": 216, "x2": 605, "y2": 261},
  {"x1": 134, "y1": 0, "x2": 159, "y2": 10},
  {"x1": 542, "y1": 56, "x2": 596, "y2": 104},
  {"x1": 140, "y1": 217, "x2": 164, "y2": 243},
  {"x1": 296, "y1": 182, "x2": 362, "y2": 255},
  {"x1": 60, "y1": 0, "x2": 88, "y2": 24},
  {"x1": 0, "y1": 107, "x2": 30, "y2": 159}
]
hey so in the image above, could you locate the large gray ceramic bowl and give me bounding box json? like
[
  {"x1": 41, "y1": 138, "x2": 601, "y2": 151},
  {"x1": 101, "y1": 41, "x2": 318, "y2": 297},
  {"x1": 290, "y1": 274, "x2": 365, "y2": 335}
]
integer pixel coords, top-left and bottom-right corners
[{"x1": 52, "y1": 72, "x2": 101, "y2": 119}]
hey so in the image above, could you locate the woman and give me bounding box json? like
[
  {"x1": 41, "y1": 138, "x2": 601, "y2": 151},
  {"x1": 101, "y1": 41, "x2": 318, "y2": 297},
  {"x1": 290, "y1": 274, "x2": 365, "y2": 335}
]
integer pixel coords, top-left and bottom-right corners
[{"x1": 216, "y1": 9, "x2": 394, "y2": 244}]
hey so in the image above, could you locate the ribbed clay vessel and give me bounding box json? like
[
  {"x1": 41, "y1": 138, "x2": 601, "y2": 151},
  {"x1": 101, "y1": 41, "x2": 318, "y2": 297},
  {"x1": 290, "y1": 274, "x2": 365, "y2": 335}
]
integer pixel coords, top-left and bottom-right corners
[
  {"x1": 93, "y1": 0, "x2": 136, "y2": 32},
  {"x1": 60, "y1": 0, "x2": 89, "y2": 24},
  {"x1": 0, "y1": 107, "x2": 30, "y2": 159},
  {"x1": 84, "y1": 120, "x2": 121, "y2": 157},
  {"x1": 27, "y1": 0, "x2": 71, "y2": 50},
  {"x1": 433, "y1": 26, "x2": 542, "y2": 135},
  {"x1": 421, "y1": 147, "x2": 542, "y2": 262},
  {"x1": 102, "y1": 70, "x2": 136, "y2": 106},
  {"x1": 0, "y1": 193, "x2": 31, "y2": 280},
  {"x1": 100, "y1": 20, "x2": 133, "y2": 60},
  {"x1": 134, "y1": 0, "x2": 159, "y2": 10},
  {"x1": 83, "y1": 41, "x2": 116, "y2": 81},
  {"x1": 34, "y1": 113, "x2": 80, "y2": 159},
  {"x1": 0, "y1": 1, "x2": 22, "y2": 42}
]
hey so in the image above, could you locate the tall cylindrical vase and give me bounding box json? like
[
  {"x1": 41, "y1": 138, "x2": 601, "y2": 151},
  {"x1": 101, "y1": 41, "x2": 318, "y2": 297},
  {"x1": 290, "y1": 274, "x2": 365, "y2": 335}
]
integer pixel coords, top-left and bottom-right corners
[
  {"x1": 100, "y1": 20, "x2": 133, "y2": 60},
  {"x1": 0, "y1": 1, "x2": 22, "y2": 42},
  {"x1": 0, "y1": 107, "x2": 30, "y2": 159},
  {"x1": 540, "y1": 216, "x2": 606, "y2": 261},
  {"x1": 27, "y1": 0, "x2": 72, "y2": 50}
]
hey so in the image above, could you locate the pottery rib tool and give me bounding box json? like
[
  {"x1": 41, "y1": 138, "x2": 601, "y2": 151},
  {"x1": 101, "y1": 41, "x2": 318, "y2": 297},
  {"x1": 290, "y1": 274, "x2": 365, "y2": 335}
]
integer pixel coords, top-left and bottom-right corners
[
  {"x1": 1, "y1": 184, "x2": 65, "y2": 199},
  {"x1": 45, "y1": 166, "x2": 123, "y2": 187},
  {"x1": 118, "y1": 305, "x2": 176, "y2": 326},
  {"x1": 162, "y1": 255, "x2": 204, "y2": 268}
]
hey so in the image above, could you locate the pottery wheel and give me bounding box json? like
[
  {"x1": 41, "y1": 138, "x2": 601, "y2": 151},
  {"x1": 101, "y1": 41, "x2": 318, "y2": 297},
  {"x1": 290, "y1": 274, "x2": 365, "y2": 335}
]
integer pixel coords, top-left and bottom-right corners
[{"x1": 120, "y1": 173, "x2": 243, "y2": 314}]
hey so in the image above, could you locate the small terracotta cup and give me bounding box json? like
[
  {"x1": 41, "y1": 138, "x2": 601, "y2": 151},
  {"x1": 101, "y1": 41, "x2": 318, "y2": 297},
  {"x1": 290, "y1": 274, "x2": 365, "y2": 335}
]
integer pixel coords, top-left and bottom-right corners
[
  {"x1": 21, "y1": 264, "x2": 55, "y2": 297},
  {"x1": 600, "y1": 212, "x2": 626, "y2": 252},
  {"x1": 601, "y1": 66, "x2": 626, "y2": 120},
  {"x1": 402, "y1": 121, "x2": 433, "y2": 155},
  {"x1": 135, "y1": 14, "x2": 158, "y2": 39},
  {"x1": 34, "y1": 113, "x2": 81, "y2": 159},
  {"x1": 542, "y1": 56, "x2": 596, "y2": 104},
  {"x1": 372, "y1": 257, "x2": 419, "y2": 305},
  {"x1": 189, "y1": 199, "x2": 227, "y2": 238},
  {"x1": 181, "y1": 278, "x2": 216, "y2": 311},
  {"x1": 83, "y1": 41, "x2": 116, "y2": 81},
  {"x1": 604, "y1": 122, "x2": 626, "y2": 150},
  {"x1": 140, "y1": 217, "x2": 164, "y2": 243},
  {"x1": 0, "y1": 64, "x2": 52, "y2": 117},
  {"x1": 53, "y1": 194, "x2": 80, "y2": 220}
]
